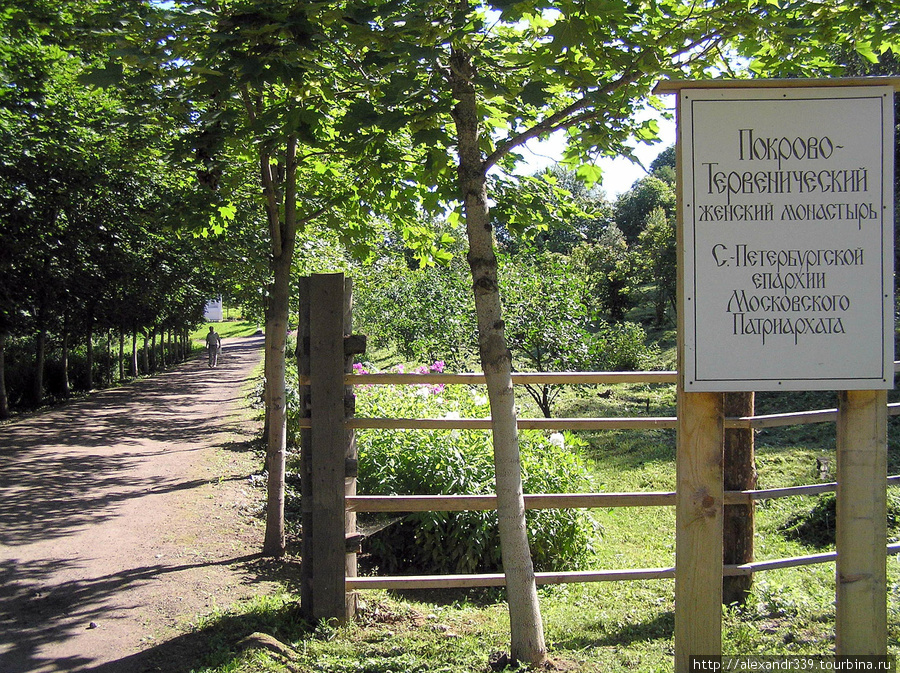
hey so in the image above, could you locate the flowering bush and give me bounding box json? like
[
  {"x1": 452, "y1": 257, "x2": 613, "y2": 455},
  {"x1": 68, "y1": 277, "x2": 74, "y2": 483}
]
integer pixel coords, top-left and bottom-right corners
[{"x1": 351, "y1": 363, "x2": 597, "y2": 575}]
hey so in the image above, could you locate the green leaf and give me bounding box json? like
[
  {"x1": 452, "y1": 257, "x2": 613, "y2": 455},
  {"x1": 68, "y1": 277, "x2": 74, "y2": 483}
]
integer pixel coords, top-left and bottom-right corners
[
  {"x1": 218, "y1": 203, "x2": 237, "y2": 221},
  {"x1": 575, "y1": 163, "x2": 602, "y2": 186},
  {"x1": 520, "y1": 81, "x2": 550, "y2": 107},
  {"x1": 77, "y1": 63, "x2": 125, "y2": 88},
  {"x1": 855, "y1": 42, "x2": 879, "y2": 64}
]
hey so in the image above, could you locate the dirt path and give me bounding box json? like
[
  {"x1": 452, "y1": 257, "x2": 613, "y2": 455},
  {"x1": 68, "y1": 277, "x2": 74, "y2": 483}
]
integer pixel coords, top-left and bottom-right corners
[{"x1": 0, "y1": 334, "x2": 281, "y2": 673}]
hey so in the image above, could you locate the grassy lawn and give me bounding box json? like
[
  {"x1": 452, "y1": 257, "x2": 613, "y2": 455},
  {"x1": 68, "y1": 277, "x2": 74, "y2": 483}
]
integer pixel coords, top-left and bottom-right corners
[
  {"x1": 191, "y1": 320, "x2": 261, "y2": 344},
  {"x1": 183, "y1": 367, "x2": 900, "y2": 672}
]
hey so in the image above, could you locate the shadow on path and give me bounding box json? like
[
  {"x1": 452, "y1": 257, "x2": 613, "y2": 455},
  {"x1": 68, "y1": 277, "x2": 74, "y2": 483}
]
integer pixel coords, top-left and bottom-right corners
[{"x1": 0, "y1": 334, "x2": 277, "y2": 673}]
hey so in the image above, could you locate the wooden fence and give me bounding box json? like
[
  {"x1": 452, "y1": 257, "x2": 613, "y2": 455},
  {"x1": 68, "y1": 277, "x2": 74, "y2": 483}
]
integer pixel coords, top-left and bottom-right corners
[
  {"x1": 300, "y1": 368, "x2": 900, "y2": 590},
  {"x1": 297, "y1": 273, "x2": 896, "y2": 665}
]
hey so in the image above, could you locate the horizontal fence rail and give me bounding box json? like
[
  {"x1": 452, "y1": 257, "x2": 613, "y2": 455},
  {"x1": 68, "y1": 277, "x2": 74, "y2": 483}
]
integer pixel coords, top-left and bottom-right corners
[
  {"x1": 347, "y1": 476, "x2": 900, "y2": 513},
  {"x1": 347, "y1": 544, "x2": 900, "y2": 591},
  {"x1": 345, "y1": 478, "x2": 900, "y2": 590},
  {"x1": 318, "y1": 364, "x2": 900, "y2": 592},
  {"x1": 292, "y1": 367, "x2": 900, "y2": 431},
  {"x1": 293, "y1": 404, "x2": 900, "y2": 431}
]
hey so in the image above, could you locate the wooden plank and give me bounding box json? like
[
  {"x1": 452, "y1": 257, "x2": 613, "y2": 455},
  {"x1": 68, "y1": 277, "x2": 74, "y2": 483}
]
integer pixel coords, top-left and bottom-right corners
[
  {"x1": 346, "y1": 492, "x2": 678, "y2": 513},
  {"x1": 348, "y1": 371, "x2": 678, "y2": 385},
  {"x1": 308, "y1": 273, "x2": 349, "y2": 621},
  {"x1": 347, "y1": 545, "x2": 900, "y2": 591},
  {"x1": 737, "y1": 482, "x2": 837, "y2": 501},
  {"x1": 724, "y1": 552, "x2": 836, "y2": 576},
  {"x1": 346, "y1": 417, "x2": 677, "y2": 430},
  {"x1": 738, "y1": 408, "x2": 838, "y2": 429},
  {"x1": 295, "y1": 407, "x2": 872, "y2": 431},
  {"x1": 339, "y1": 365, "x2": 900, "y2": 386},
  {"x1": 298, "y1": 277, "x2": 314, "y2": 617},
  {"x1": 346, "y1": 567, "x2": 677, "y2": 590},
  {"x1": 654, "y1": 76, "x2": 900, "y2": 95},
  {"x1": 836, "y1": 390, "x2": 888, "y2": 655},
  {"x1": 675, "y1": 391, "x2": 724, "y2": 671},
  {"x1": 348, "y1": 477, "x2": 899, "y2": 513},
  {"x1": 343, "y1": 277, "x2": 358, "y2": 619}
]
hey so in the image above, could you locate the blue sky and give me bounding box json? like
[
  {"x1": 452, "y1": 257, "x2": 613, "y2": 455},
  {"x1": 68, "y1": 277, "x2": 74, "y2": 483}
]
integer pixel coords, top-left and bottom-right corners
[{"x1": 518, "y1": 110, "x2": 676, "y2": 198}]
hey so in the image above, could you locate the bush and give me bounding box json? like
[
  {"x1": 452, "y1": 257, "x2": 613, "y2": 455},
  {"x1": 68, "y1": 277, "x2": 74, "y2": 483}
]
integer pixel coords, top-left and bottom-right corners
[
  {"x1": 779, "y1": 491, "x2": 900, "y2": 548},
  {"x1": 352, "y1": 363, "x2": 597, "y2": 575}
]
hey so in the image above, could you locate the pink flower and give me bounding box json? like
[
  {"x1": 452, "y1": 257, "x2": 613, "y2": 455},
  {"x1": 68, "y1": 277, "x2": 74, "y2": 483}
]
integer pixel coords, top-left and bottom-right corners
[
  {"x1": 416, "y1": 365, "x2": 429, "y2": 375},
  {"x1": 431, "y1": 361, "x2": 445, "y2": 373}
]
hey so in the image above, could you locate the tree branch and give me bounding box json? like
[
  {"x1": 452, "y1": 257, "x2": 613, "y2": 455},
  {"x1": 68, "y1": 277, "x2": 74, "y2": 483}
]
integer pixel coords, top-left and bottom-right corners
[{"x1": 484, "y1": 69, "x2": 641, "y2": 171}]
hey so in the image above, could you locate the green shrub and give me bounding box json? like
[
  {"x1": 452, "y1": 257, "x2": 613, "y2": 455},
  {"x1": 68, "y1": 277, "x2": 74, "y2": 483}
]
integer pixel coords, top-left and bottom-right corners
[
  {"x1": 353, "y1": 363, "x2": 597, "y2": 575},
  {"x1": 779, "y1": 491, "x2": 900, "y2": 548}
]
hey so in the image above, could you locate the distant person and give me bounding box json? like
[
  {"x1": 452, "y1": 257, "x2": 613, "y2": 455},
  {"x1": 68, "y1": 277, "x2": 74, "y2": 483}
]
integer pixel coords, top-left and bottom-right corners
[{"x1": 205, "y1": 326, "x2": 222, "y2": 368}]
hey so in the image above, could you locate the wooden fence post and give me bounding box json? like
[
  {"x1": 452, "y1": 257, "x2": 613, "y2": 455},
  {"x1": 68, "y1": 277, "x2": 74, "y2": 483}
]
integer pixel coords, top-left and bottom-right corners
[
  {"x1": 836, "y1": 390, "x2": 887, "y2": 654},
  {"x1": 343, "y1": 277, "x2": 364, "y2": 619},
  {"x1": 723, "y1": 391, "x2": 755, "y2": 605},
  {"x1": 298, "y1": 277, "x2": 313, "y2": 616},
  {"x1": 675, "y1": 389, "x2": 724, "y2": 673},
  {"x1": 299, "y1": 273, "x2": 362, "y2": 622}
]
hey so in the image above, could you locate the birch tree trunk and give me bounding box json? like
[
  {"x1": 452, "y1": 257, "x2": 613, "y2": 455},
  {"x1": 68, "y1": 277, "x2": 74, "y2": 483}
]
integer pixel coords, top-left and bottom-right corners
[{"x1": 449, "y1": 45, "x2": 547, "y2": 666}]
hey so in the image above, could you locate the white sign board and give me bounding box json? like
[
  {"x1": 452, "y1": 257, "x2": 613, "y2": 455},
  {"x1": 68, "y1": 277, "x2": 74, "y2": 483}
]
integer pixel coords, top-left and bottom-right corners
[{"x1": 681, "y1": 86, "x2": 894, "y2": 391}]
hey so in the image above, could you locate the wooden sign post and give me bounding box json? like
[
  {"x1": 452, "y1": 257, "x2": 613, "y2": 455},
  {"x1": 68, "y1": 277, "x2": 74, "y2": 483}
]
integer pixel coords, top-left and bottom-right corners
[
  {"x1": 836, "y1": 389, "x2": 888, "y2": 654},
  {"x1": 657, "y1": 77, "x2": 897, "y2": 671}
]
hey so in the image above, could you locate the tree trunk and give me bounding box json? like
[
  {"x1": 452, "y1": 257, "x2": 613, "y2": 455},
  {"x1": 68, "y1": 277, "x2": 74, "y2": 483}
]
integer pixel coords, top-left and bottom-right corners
[
  {"x1": 132, "y1": 329, "x2": 139, "y2": 377},
  {"x1": 0, "y1": 333, "x2": 9, "y2": 419},
  {"x1": 61, "y1": 312, "x2": 70, "y2": 399},
  {"x1": 723, "y1": 391, "x2": 756, "y2": 605},
  {"x1": 118, "y1": 329, "x2": 125, "y2": 382},
  {"x1": 106, "y1": 328, "x2": 113, "y2": 386},
  {"x1": 450, "y1": 45, "x2": 546, "y2": 666},
  {"x1": 262, "y1": 133, "x2": 299, "y2": 558},
  {"x1": 33, "y1": 326, "x2": 47, "y2": 405},
  {"x1": 86, "y1": 320, "x2": 95, "y2": 390},
  {"x1": 141, "y1": 332, "x2": 150, "y2": 374}
]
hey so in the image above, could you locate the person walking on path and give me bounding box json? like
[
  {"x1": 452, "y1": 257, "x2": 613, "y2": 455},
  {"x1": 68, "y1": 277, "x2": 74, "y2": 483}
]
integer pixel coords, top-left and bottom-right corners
[{"x1": 205, "y1": 326, "x2": 222, "y2": 368}]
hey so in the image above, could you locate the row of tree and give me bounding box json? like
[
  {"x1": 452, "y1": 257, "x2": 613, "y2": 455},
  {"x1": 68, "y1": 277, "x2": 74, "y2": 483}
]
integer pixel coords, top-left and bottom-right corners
[
  {"x1": 2, "y1": 0, "x2": 896, "y2": 663},
  {"x1": 0, "y1": 5, "x2": 225, "y2": 417}
]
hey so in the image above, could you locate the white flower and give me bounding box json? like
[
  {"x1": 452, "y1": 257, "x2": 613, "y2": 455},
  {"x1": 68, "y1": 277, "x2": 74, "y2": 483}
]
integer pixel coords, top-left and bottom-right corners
[{"x1": 548, "y1": 432, "x2": 565, "y2": 449}]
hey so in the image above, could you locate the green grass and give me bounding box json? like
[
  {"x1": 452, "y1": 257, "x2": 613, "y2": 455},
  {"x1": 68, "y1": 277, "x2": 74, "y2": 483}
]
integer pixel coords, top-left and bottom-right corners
[
  {"x1": 191, "y1": 320, "x2": 261, "y2": 343},
  {"x1": 181, "y1": 358, "x2": 900, "y2": 673}
]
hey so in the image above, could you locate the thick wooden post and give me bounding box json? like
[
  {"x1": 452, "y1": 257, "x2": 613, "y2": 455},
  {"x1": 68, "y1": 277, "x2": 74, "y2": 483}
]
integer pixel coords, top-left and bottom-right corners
[
  {"x1": 673, "y1": 84, "x2": 724, "y2": 670},
  {"x1": 343, "y1": 278, "x2": 361, "y2": 619},
  {"x1": 723, "y1": 391, "x2": 755, "y2": 605},
  {"x1": 675, "y1": 390, "x2": 724, "y2": 673},
  {"x1": 836, "y1": 390, "x2": 887, "y2": 654},
  {"x1": 298, "y1": 277, "x2": 313, "y2": 616},
  {"x1": 300, "y1": 273, "x2": 354, "y2": 622}
]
